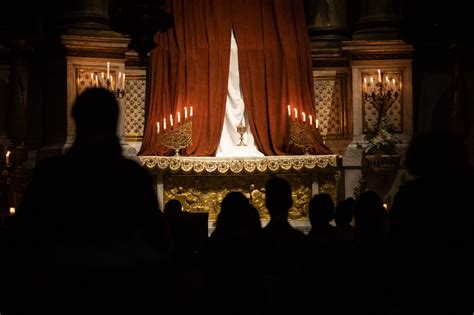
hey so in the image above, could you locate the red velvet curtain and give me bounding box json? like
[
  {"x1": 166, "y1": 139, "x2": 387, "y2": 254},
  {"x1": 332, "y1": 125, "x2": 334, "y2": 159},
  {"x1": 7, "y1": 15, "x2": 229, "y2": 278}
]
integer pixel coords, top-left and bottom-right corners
[{"x1": 138, "y1": 0, "x2": 332, "y2": 156}]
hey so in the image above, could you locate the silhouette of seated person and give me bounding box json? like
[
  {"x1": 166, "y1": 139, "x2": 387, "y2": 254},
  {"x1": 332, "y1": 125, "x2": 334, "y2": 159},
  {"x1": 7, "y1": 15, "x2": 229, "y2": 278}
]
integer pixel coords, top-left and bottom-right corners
[
  {"x1": 335, "y1": 197, "x2": 355, "y2": 241},
  {"x1": 305, "y1": 193, "x2": 337, "y2": 314},
  {"x1": 8, "y1": 88, "x2": 171, "y2": 315},
  {"x1": 261, "y1": 176, "x2": 305, "y2": 315},
  {"x1": 352, "y1": 190, "x2": 389, "y2": 315},
  {"x1": 163, "y1": 199, "x2": 191, "y2": 258},
  {"x1": 388, "y1": 132, "x2": 472, "y2": 314},
  {"x1": 206, "y1": 191, "x2": 264, "y2": 315}
]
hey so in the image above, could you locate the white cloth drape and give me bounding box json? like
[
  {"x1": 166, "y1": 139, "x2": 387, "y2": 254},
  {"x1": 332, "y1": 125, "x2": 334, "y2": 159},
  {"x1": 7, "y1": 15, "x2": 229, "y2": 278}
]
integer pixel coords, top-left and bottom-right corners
[{"x1": 215, "y1": 31, "x2": 264, "y2": 157}]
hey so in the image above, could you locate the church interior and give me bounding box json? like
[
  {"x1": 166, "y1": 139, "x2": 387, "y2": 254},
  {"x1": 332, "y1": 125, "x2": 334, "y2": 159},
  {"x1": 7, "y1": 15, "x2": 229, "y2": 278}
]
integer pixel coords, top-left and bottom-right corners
[
  {"x1": 1, "y1": 0, "x2": 473, "y2": 226},
  {"x1": 0, "y1": 0, "x2": 473, "y2": 314}
]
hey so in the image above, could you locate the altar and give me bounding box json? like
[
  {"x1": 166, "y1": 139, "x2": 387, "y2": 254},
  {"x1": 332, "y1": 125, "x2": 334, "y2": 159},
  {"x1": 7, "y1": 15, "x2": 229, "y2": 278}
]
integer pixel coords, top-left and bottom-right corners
[{"x1": 139, "y1": 154, "x2": 341, "y2": 232}]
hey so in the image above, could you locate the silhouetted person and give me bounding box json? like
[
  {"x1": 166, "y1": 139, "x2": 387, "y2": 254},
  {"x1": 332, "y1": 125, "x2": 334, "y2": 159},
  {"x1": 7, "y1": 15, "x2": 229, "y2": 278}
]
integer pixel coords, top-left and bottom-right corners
[
  {"x1": 352, "y1": 190, "x2": 389, "y2": 315},
  {"x1": 261, "y1": 176, "x2": 305, "y2": 315},
  {"x1": 163, "y1": 199, "x2": 189, "y2": 257},
  {"x1": 305, "y1": 193, "x2": 337, "y2": 314},
  {"x1": 206, "y1": 191, "x2": 264, "y2": 315},
  {"x1": 388, "y1": 133, "x2": 472, "y2": 314},
  {"x1": 7, "y1": 88, "x2": 171, "y2": 315},
  {"x1": 335, "y1": 197, "x2": 355, "y2": 241}
]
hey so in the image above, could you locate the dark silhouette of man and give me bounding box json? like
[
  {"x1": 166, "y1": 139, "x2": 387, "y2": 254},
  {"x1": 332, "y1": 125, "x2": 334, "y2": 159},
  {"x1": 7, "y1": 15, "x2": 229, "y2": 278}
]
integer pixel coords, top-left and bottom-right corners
[
  {"x1": 6, "y1": 88, "x2": 171, "y2": 315},
  {"x1": 261, "y1": 176, "x2": 305, "y2": 315}
]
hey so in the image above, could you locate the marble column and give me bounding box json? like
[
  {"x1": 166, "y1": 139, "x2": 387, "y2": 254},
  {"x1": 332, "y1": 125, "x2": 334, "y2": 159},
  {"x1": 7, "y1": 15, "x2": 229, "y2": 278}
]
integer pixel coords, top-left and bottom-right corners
[{"x1": 352, "y1": 0, "x2": 402, "y2": 40}]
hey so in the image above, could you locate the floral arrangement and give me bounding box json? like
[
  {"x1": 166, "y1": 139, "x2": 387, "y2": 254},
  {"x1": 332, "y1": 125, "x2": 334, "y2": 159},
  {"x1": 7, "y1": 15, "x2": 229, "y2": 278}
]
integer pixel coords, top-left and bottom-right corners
[{"x1": 358, "y1": 118, "x2": 401, "y2": 156}]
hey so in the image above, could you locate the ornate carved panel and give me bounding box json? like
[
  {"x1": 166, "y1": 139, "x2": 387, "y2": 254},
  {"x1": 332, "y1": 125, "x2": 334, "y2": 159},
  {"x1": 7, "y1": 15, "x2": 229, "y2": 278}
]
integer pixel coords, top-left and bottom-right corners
[
  {"x1": 125, "y1": 79, "x2": 146, "y2": 139},
  {"x1": 362, "y1": 71, "x2": 403, "y2": 132},
  {"x1": 163, "y1": 173, "x2": 313, "y2": 221},
  {"x1": 313, "y1": 75, "x2": 346, "y2": 138}
]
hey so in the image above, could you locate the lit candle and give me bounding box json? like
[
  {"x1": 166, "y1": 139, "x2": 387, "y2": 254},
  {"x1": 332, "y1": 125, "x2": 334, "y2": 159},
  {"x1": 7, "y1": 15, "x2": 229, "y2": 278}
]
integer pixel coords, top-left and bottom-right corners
[
  {"x1": 122, "y1": 74, "x2": 125, "y2": 90},
  {"x1": 6, "y1": 150, "x2": 10, "y2": 166},
  {"x1": 9, "y1": 207, "x2": 15, "y2": 215},
  {"x1": 163, "y1": 118, "x2": 166, "y2": 130},
  {"x1": 370, "y1": 77, "x2": 374, "y2": 83},
  {"x1": 377, "y1": 69, "x2": 381, "y2": 82},
  {"x1": 316, "y1": 119, "x2": 319, "y2": 129},
  {"x1": 118, "y1": 72, "x2": 122, "y2": 89},
  {"x1": 392, "y1": 78, "x2": 396, "y2": 90},
  {"x1": 101, "y1": 72, "x2": 104, "y2": 79},
  {"x1": 294, "y1": 108, "x2": 298, "y2": 119},
  {"x1": 302, "y1": 112, "x2": 306, "y2": 122},
  {"x1": 170, "y1": 114, "x2": 173, "y2": 127},
  {"x1": 177, "y1": 112, "x2": 181, "y2": 124},
  {"x1": 287, "y1": 105, "x2": 291, "y2": 116},
  {"x1": 386, "y1": 76, "x2": 389, "y2": 83},
  {"x1": 107, "y1": 62, "x2": 110, "y2": 79},
  {"x1": 190, "y1": 106, "x2": 193, "y2": 117},
  {"x1": 383, "y1": 203, "x2": 388, "y2": 210},
  {"x1": 309, "y1": 115, "x2": 313, "y2": 125},
  {"x1": 156, "y1": 122, "x2": 160, "y2": 134},
  {"x1": 363, "y1": 77, "x2": 367, "y2": 93},
  {"x1": 184, "y1": 106, "x2": 188, "y2": 119}
]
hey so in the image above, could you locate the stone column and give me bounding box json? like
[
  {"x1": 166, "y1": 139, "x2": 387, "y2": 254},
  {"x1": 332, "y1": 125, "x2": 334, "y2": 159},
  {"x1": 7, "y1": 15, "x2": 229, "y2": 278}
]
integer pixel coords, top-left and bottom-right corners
[
  {"x1": 307, "y1": 0, "x2": 349, "y2": 46},
  {"x1": 352, "y1": 0, "x2": 402, "y2": 40}
]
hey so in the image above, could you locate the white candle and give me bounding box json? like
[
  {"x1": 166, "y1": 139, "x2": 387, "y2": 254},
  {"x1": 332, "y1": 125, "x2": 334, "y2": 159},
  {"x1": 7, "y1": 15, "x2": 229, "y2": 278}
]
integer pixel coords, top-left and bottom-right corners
[
  {"x1": 107, "y1": 62, "x2": 110, "y2": 79},
  {"x1": 309, "y1": 115, "x2": 313, "y2": 125},
  {"x1": 386, "y1": 76, "x2": 389, "y2": 83},
  {"x1": 157, "y1": 122, "x2": 160, "y2": 134},
  {"x1": 101, "y1": 72, "x2": 104, "y2": 79},
  {"x1": 190, "y1": 106, "x2": 193, "y2": 117},
  {"x1": 392, "y1": 78, "x2": 396, "y2": 90},
  {"x1": 377, "y1": 69, "x2": 381, "y2": 82},
  {"x1": 6, "y1": 150, "x2": 10, "y2": 166},
  {"x1": 287, "y1": 105, "x2": 291, "y2": 116},
  {"x1": 294, "y1": 108, "x2": 298, "y2": 119},
  {"x1": 177, "y1": 112, "x2": 181, "y2": 124},
  {"x1": 316, "y1": 119, "x2": 319, "y2": 129},
  {"x1": 363, "y1": 77, "x2": 367, "y2": 93},
  {"x1": 9, "y1": 207, "x2": 15, "y2": 215},
  {"x1": 163, "y1": 118, "x2": 166, "y2": 130},
  {"x1": 184, "y1": 107, "x2": 188, "y2": 119},
  {"x1": 118, "y1": 72, "x2": 122, "y2": 89},
  {"x1": 170, "y1": 114, "x2": 173, "y2": 127},
  {"x1": 302, "y1": 112, "x2": 306, "y2": 122},
  {"x1": 122, "y1": 74, "x2": 125, "y2": 90},
  {"x1": 370, "y1": 77, "x2": 374, "y2": 83}
]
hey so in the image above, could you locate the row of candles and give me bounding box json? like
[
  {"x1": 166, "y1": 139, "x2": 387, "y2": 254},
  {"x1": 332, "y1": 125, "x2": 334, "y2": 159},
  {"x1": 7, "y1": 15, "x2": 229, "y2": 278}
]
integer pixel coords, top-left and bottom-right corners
[
  {"x1": 84, "y1": 62, "x2": 126, "y2": 90},
  {"x1": 363, "y1": 69, "x2": 398, "y2": 93},
  {"x1": 156, "y1": 106, "x2": 193, "y2": 134},
  {"x1": 287, "y1": 105, "x2": 319, "y2": 128}
]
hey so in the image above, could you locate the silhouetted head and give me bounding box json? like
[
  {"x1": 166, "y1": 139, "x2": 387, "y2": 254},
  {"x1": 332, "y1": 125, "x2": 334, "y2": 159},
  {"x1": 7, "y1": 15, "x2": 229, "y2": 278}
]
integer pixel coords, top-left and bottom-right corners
[
  {"x1": 335, "y1": 197, "x2": 355, "y2": 226},
  {"x1": 265, "y1": 176, "x2": 293, "y2": 221},
  {"x1": 406, "y1": 132, "x2": 466, "y2": 177},
  {"x1": 72, "y1": 88, "x2": 119, "y2": 144},
  {"x1": 164, "y1": 199, "x2": 183, "y2": 219},
  {"x1": 215, "y1": 191, "x2": 260, "y2": 238},
  {"x1": 309, "y1": 193, "x2": 335, "y2": 227},
  {"x1": 354, "y1": 191, "x2": 386, "y2": 233}
]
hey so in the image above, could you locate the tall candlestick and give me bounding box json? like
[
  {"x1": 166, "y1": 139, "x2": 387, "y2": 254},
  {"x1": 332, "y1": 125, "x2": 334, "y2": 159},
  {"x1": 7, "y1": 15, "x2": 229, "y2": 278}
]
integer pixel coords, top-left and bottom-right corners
[
  {"x1": 163, "y1": 118, "x2": 166, "y2": 130},
  {"x1": 107, "y1": 62, "x2": 110, "y2": 79},
  {"x1": 316, "y1": 119, "x2": 319, "y2": 129},
  {"x1": 6, "y1": 150, "x2": 10, "y2": 166},
  {"x1": 302, "y1": 112, "x2": 306, "y2": 122},
  {"x1": 287, "y1": 105, "x2": 291, "y2": 116},
  {"x1": 184, "y1": 107, "x2": 188, "y2": 119},
  {"x1": 177, "y1": 112, "x2": 181, "y2": 124},
  {"x1": 170, "y1": 114, "x2": 173, "y2": 127},
  {"x1": 309, "y1": 115, "x2": 313, "y2": 125},
  {"x1": 190, "y1": 106, "x2": 193, "y2": 117},
  {"x1": 377, "y1": 69, "x2": 381, "y2": 82},
  {"x1": 157, "y1": 122, "x2": 160, "y2": 134}
]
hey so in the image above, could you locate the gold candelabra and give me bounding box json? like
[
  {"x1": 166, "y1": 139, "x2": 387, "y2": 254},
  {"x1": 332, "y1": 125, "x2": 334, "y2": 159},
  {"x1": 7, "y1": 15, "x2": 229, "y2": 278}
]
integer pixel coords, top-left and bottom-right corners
[
  {"x1": 236, "y1": 119, "x2": 247, "y2": 146},
  {"x1": 157, "y1": 120, "x2": 193, "y2": 156},
  {"x1": 76, "y1": 62, "x2": 126, "y2": 99},
  {"x1": 288, "y1": 119, "x2": 321, "y2": 155}
]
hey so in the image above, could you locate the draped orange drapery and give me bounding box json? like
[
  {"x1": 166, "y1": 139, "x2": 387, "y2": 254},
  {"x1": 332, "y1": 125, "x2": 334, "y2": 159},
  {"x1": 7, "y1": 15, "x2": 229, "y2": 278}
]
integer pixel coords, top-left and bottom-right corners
[{"x1": 138, "y1": 0, "x2": 332, "y2": 156}]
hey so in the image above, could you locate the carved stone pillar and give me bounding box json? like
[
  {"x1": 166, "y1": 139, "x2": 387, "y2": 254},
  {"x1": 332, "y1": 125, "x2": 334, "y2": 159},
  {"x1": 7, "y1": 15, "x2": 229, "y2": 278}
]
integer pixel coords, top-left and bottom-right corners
[{"x1": 352, "y1": 0, "x2": 402, "y2": 40}]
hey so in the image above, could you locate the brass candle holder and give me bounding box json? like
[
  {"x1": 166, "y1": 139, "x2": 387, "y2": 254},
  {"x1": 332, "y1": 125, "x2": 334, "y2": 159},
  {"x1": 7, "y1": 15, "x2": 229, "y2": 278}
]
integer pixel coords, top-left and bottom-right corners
[
  {"x1": 157, "y1": 120, "x2": 193, "y2": 156},
  {"x1": 236, "y1": 119, "x2": 247, "y2": 146},
  {"x1": 288, "y1": 119, "x2": 321, "y2": 155}
]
